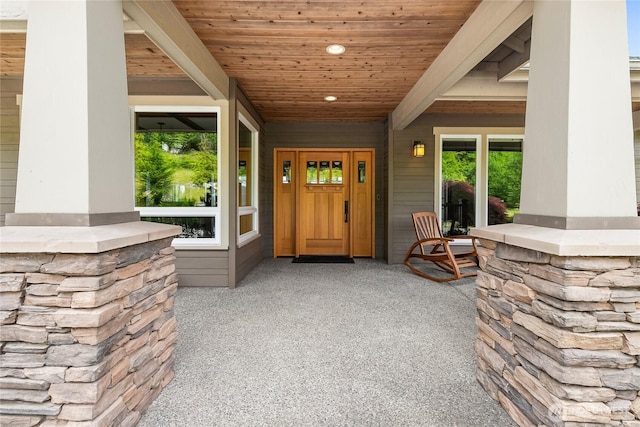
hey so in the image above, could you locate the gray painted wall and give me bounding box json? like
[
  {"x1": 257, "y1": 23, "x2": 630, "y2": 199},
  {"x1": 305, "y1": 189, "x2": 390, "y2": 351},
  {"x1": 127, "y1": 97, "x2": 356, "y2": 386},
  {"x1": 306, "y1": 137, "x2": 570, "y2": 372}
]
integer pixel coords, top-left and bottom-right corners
[
  {"x1": 234, "y1": 87, "x2": 266, "y2": 285},
  {"x1": 263, "y1": 122, "x2": 386, "y2": 259},
  {"x1": 0, "y1": 78, "x2": 21, "y2": 227},
  {"x1": 389, "y1": 113, "x2": 526, "y2": 264}
]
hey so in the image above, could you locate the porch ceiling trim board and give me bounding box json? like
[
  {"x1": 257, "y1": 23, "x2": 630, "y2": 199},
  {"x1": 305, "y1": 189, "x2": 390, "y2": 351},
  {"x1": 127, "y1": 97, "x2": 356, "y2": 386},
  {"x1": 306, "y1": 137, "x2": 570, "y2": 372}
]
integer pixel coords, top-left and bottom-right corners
[
  {"x1": 122, "y1": 0, "x2": 229, "y2": 100},
  {"x1": 0, "y1": 17, "x2": 143, "y2": 34},
  {"x1": 391, "y1": 0, "x2": 533, "y2": 131}
]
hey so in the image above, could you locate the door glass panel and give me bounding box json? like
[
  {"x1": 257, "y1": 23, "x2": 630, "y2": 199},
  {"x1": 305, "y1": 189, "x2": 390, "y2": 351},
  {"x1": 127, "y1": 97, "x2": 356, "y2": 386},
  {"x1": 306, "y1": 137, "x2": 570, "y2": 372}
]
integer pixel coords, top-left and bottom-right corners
[
  {"x1": 319, "y1": 161, "x2": 330, "y2": 184},
  {"x1": 332, "y1": 161, "x2": 343, "y2": 184},
  {"x1": 488, "y1": 138, "x2": 523, "y2": 225},
  {"x1": 306, "y1": 161, "x2": 318, "y2": 184},
  {"x1": 282, "y1": 160, "x2": 291, "y2": 184},
  {"x1": 358, "y1": 161, "x2": 366, "y2": 183},
  {"x1": 441, "y1": 139, "x2": 476, "y2": 236}
]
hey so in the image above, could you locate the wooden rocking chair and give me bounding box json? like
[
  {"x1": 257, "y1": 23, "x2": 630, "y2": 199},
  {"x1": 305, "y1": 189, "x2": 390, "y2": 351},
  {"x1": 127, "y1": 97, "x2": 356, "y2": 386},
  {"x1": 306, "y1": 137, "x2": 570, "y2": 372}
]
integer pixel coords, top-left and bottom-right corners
[{"x1": 403, "y1": 211, "x2": 479, "y2": 282}]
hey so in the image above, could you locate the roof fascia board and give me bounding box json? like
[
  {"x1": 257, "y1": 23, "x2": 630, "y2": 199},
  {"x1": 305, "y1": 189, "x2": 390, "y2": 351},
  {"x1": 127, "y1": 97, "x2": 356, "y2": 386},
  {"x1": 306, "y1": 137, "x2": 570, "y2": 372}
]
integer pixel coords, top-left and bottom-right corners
[
  {"x1": 391, "y1": 0, "x2": 533, "y2": 130},
  {"x1": 122, "y1": 0, "x2": 229, "y2": 100}
]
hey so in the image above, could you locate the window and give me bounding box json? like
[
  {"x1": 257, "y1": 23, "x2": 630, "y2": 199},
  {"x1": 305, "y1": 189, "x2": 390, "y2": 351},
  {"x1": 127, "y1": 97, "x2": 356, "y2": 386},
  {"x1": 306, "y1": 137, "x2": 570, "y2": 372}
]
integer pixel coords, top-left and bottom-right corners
[
  {"x1": 487, "y1": 138, "x2": 523, "y2": 225},
  {"x1": 434, "y1": 128, "x2": 524, "y2": 238},
  {"x1": 133, "y1": 106, "x2": 221, "y2": 247},
  {"x1": 441, "y1": 138, "x2": 477, "y2": 236},
  {"x1": 238, "y1": 112, "x2": 259, "y2": 245}
]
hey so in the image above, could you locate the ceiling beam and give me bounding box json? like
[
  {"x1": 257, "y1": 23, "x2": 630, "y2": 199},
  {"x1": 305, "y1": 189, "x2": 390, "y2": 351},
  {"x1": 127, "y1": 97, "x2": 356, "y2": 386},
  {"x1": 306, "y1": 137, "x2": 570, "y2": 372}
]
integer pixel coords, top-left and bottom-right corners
[
  {"x1": 438, "y1": 72, "x2": 528, "y2": 101},
  {"x1": 122, "y1": 0, "x2": 229, "y2": 100},
  {"x1": 498, "y1": 40, "x2": 531, "y2": 81},
  {"x1": 502, "y1": 35, "x2": 526, "y2": 53},
  {"x1": 391, "y1": 0, "x2": 533, "y2": 130}
]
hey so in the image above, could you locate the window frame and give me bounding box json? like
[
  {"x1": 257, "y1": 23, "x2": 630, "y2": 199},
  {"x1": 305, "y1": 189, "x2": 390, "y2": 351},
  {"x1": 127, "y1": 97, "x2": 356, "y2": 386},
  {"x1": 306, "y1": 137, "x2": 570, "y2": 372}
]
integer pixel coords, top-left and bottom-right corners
[
  {"x1": 132, "y1": 104, "x2": 222, "y2": 249},
  {"x1": 434, "y1": 127, "x2": 524, "y2": 242},
  {"x1": 237, "y1": 109, "x2": 260, "y2": 247}
]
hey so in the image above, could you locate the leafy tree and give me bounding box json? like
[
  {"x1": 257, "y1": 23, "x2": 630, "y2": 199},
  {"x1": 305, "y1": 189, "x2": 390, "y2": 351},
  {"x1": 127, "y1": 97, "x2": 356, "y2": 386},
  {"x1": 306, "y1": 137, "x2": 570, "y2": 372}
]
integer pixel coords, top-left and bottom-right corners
[
  {"x1": 442, "y1": 151, "x2": 476, "y2": 184},
  {"x1": 135, "y1": 131, "x2": 218, "y2": 207},
  {"x1": 135, "y1": 133, "x2": 174, "y2": 206},
  {"x1": 488, "y1": 151, "x2": 522, "y2": 209},
  {"x1": 190, "y1": 150, "x2": 217, "y2": 186}
]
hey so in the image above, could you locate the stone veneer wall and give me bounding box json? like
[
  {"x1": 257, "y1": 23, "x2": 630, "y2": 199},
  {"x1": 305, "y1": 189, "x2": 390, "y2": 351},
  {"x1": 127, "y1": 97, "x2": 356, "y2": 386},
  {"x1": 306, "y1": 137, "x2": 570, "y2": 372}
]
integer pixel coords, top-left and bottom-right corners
[
  {"x1": 475, "y1": 239, "x2": 640, "y2": 427},
  {"x1": 0, "y1": 237, "x2": 178, "y2": 426}
]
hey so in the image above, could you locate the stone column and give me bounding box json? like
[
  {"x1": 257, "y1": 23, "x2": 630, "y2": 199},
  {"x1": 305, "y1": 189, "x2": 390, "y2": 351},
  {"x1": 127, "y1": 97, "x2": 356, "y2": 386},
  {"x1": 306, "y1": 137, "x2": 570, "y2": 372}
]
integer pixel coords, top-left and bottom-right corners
[
  {"x1": 0, "y1": 1, "x2": 182, "y2": 425},
  {"x1": 0, "y1": 224, "x2": 181, "y2": 426},
  {"x1": 472, "y1": 1, "x2": 640, "y2": 425},
  {"x1": 472, "y1": 233, "x2": 640, "y2": 426}
]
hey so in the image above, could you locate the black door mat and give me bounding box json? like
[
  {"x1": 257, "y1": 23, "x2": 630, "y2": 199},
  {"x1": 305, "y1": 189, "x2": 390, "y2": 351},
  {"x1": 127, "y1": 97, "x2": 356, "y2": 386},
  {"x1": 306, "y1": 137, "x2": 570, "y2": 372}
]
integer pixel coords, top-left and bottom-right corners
[{"x1": 292, "y1": 255, "x2": 354, "y2": 264}]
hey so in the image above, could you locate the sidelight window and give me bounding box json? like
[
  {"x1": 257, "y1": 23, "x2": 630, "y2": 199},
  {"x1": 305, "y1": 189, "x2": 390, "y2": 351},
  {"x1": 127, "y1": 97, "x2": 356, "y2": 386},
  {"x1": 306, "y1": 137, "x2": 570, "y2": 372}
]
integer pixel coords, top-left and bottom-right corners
[{"x1": 238, "y1": 112, "x2": 260, "y2": 245}]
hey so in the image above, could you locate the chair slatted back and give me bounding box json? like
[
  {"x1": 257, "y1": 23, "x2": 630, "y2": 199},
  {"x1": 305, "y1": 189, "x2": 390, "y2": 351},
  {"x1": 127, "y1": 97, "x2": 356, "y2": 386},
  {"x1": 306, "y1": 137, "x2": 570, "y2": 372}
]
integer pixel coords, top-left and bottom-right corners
[{"x1": 411, "y1": 212, "x2": 444, "y2": 254}]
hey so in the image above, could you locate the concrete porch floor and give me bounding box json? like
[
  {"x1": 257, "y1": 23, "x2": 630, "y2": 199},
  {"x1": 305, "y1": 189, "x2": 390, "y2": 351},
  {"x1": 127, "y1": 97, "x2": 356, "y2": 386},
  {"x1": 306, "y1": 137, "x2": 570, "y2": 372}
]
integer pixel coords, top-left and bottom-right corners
[{"x1": 138, "y1": 258, "x2": 516, "y2": 426}]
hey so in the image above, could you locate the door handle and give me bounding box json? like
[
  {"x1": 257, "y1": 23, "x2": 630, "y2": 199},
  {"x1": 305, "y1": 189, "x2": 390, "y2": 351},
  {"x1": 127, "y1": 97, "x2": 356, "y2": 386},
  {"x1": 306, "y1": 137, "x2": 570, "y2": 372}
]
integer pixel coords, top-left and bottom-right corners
[{"x1": 344, "y1": 200, "x2": 349, "y2": 223}]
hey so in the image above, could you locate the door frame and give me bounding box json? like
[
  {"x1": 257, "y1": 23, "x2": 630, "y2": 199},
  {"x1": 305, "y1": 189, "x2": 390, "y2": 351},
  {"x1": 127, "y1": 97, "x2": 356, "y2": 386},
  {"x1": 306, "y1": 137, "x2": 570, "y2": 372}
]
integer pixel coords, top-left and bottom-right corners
[{"x1": 273, "y1": 147, "x2": 375, "y2": 258}]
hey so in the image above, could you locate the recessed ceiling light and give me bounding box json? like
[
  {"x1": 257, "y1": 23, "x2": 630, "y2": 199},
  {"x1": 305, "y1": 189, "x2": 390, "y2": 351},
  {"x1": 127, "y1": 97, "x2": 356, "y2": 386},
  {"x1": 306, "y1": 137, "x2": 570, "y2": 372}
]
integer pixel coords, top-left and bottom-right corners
[
  {"x1": 324, "y1": 95, "x2": 337, "y2": 102},
  {"x1": 326, "y1": 44, "x2": 346, "y2": 55}
]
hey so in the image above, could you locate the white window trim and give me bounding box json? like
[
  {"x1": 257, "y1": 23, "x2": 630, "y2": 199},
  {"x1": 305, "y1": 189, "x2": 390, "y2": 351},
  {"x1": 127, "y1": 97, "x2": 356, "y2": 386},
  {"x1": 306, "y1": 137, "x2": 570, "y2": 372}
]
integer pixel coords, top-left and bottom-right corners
[
  {"x1": 434, "y1": 127, "x2": 524, "y2": 243},
  {"x1": 237, "y1": 109, "x2": 260, "y2": 247},
  {"x1": 132, "y1": 104, "x2": 223, "y2": 249}
]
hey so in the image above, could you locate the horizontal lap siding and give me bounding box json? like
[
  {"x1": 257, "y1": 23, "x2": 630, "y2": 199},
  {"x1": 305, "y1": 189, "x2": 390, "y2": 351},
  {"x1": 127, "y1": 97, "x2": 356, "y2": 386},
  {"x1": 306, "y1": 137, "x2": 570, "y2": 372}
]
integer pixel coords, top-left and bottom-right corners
[
  {"x1": 383, "y1": 118, "x2": 390, "y2": 260},
  {"x1": 0, "y1": 78, "x2": 22, "y2": 226},
  {"x1": 236, "y1": 237, "x2": 263, "y2": 284},
  {"x1": 390, "y1": 113, "x2": 525, "y2": 264},
  {"x1": 234, "y1": 90, "x2": 266, "y2": 286},
  {"x1": 175, "y1": 250, "x2": 229, "y2": 287}
]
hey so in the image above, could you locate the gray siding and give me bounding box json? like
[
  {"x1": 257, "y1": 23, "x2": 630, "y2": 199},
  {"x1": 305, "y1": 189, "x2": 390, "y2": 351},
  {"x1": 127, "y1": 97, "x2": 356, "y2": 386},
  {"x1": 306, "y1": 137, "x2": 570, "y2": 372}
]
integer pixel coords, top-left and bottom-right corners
[
  {"x1": 236, "y1": 237, "x2": 263, "y2": 283},
  {"x1": 264, "y1": 122, "x2": 386, "y2": 259},
  {"x1": 234, "y1": 87, "x2": 266, "y2": 285},
  {"x1": 390, "y1": 113, "x2": 526, "y2": 264},
  {"x1": 175, "y1": 250, "x2": 229, "y2": 287},
  {"x1": 0, "y1": 78, "x2": 21, "y2": 226},
  {"x1": 383, "y1": 117, "x2": 390, "y2": 261}
]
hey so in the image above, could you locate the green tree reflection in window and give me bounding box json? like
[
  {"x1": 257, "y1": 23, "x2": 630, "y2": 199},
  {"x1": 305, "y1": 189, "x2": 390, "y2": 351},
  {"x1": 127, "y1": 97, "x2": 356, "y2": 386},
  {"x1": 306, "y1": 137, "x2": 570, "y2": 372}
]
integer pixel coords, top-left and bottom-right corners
[{"x1": 135, "y1": 131, "x2": 218, "y2": 207}]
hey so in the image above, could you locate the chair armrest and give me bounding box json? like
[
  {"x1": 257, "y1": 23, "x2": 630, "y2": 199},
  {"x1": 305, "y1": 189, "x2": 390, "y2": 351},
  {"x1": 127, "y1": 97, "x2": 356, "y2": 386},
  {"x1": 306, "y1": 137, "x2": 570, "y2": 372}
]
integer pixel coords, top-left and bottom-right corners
[
  {"x1": 449, "y1": 235, "x2": 475, "y2": 241},
  {"x1": 416, "y1": 237, "x2": 453, "y2": 245},
  {"x1": 448, "y1": 234, "x2": 478, "y2": 253}
]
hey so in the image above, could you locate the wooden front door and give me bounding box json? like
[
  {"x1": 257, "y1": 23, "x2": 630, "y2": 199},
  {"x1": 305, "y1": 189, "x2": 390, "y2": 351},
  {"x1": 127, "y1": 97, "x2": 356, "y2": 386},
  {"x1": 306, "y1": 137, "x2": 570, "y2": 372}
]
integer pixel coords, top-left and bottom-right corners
[
  {"x1": 273, "y1": 148, "x2": 374, "y2": 258},
  {"x1": 297, "y1": 151, "x2": 350, "y2": 255}
]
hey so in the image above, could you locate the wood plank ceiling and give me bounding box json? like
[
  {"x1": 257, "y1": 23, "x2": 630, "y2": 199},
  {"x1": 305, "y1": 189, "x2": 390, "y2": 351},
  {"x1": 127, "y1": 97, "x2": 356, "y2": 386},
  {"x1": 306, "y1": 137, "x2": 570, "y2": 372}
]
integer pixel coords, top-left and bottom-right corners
[
  {"x1": 1, "y1": 1, "x2": 637, "y2": 121},
  {"x1": 172, "y1": 0, "x2": 483, "y2": 122}
]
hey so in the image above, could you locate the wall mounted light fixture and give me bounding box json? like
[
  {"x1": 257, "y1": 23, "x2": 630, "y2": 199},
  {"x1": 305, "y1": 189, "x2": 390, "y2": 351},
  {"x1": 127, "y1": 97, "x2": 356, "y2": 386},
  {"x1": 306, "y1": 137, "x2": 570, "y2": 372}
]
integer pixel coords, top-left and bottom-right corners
[{"x1": 412, "y1": 140, "x2": 425, "y2": 157}]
